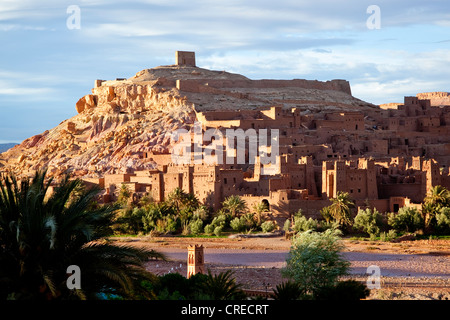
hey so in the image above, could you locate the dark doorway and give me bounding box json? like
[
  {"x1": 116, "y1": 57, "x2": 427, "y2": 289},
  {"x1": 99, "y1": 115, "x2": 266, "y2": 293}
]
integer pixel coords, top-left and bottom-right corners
[{"x1": 262, "y1": 199, "x2": 270, "y2": 211}]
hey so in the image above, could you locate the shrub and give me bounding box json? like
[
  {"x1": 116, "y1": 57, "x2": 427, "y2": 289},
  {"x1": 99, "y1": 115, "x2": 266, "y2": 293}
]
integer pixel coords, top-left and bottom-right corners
[
  {"x1": 315, "y1": 280, "x2": 370, "y2": 300},
  {"x1": 156, "y1": 216, "x2": 177, "y2": 234},
  {"x1": 189, "y1": 218, "x2": 204, "y2": 235},
  {"x1": 204, "y1": 224, "x2": 215, "y2": 235},
  {"x1": 281, "y1": 228, "x2": 350, "y2": 298},
  {"x1": 293, "y1": 214, "x2": 318, "y2": 232},
  {"x1": 388, "y1": 207, "x2": 424, "y2": 233},
  {"x1": 211, "y1": 214, "x2": 228, "y2": 228},
  {"x1": 283, "y1": 219, "x2": 291, "y2": 232},
  {"x1": 193, "y1": 206, "x2": 210, "y2": 221},
  {"x1": 353, "y1": 208, "x2": 383, "y2": 238},
  {"x1": 155, "y1": 273, "x2": 190, "y2": 299},
  {"x1": 241, "y1": 213, "x2": 257, "y2": 230},
  {"x1": 320, "y1": 206, "x2": 333, "y2": 224},
  {"x1": 214, "y1": 225, "x2": 224, "y2": 237},
  {"x1": 261, "y1": 220, "x2": 276, "y2": 233},
  {"x1": 201, "y1": 270, "x2": 246, "y2": 300},
  {"x1": 230, "y1": 217, "x2": 246, "y2": 232},
  {"x1": 181, "y1": 220, "x2": 190, "y2": 236},
  {"x1": 436, "y1": 207, "x2": 450, "y2": 234},
  {"x1": 272, "y1": 281, "x2": 305, "y2": 300},
  {"x1": 380, "y1": 230, "x2": 397, "y2": 242},
  {"x1": 117, "y1": 184, "x2": 132, "y2": 205},
  {"x1": 142, "y1": 203, "x2": 172, "y2": 233},
  {"x1": 114, "y1": 207, "x2": 145, "y2": 234}
]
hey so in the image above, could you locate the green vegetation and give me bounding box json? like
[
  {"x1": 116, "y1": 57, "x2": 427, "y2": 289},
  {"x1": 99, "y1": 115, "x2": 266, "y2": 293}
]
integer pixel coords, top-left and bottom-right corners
[
  {"x1": 281, "y1": 228, "x2": 369, "y2": 300},
  {"x1": 315, "y1": 186, "x2": 450, "y2": 240},
  {"x1": 221, "y1": 195, "x2": 247, "y2": 218},
  {"x1": 7, "y1": 172, "x2": 448, "y2": 301},
  {"x1": 422, "y1": 185, "x2": 450, "y2": 234},
  {"x1": 112, "y1": 190, "x2": 277, "y2": 237},
  {"x1": 353, "y1": 208, "x2": 383, "y2": 240},
  {"x1": 0, "y1": 171, "x2": 164, "y2": 300},
  {"x1": 326, "y1": 192, "x2": 354, "y2": 229},
  {"x1": 110, "y1": 183, "x2": 450, "y2": 241},
  {"x1": 388, "y1": 207, "x2": 424, "y2": 233}
]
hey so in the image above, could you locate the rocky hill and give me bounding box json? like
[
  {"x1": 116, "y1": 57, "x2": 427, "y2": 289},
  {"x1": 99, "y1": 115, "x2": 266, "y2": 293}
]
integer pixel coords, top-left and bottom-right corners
[{"x1": 0, "y1": 55, "x2": 379, "y2": 179}]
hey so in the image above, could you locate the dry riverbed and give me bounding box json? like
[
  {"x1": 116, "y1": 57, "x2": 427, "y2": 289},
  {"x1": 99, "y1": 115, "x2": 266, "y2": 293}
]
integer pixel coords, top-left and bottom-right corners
[{"x1": 111, "y1": 235, "x2": 450, "y2": 300}]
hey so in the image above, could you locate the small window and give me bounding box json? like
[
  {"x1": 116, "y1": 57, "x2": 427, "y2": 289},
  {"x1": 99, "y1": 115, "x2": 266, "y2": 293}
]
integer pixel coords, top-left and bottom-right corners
[{"x1": 224, "y1": 178, "x2": 227, "y2": 184}]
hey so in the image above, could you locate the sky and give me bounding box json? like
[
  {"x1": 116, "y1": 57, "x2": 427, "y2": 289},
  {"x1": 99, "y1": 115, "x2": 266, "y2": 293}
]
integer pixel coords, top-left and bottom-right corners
[{"x1": 1, "y1": 0, "x2": 449, "y2": 143}]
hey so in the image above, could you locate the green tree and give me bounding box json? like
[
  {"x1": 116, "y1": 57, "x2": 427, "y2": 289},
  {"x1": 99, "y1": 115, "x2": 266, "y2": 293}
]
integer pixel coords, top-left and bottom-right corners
[
  {"x1": 201, "y1": 270, "x2": 246, "y2": 300},
  {"x1": 114, "y1": 207, "x2": 146, "y2": 234},
  {"x1": 293, "y1": 210, "x2": 318, "y2": 233},
  {"x1": 117, "y1": 183, "x2": 132, "y2": 206},
  {"x1": 422, "y1": 186, "x2": 450, "y2": 233},
  {"x1": 281, "y1": 228, "x2": 350, "y2": 298},
  {"x1": 167, "y1": 188, "x2": 200, "y2": 225},
  {"x1": 0, "y1": 171, "x2": 165, "y2": 300},
  {"x1": 252, "y1": 202, "x2": 269, "y2": 225},
  {"x1": 320, "y1": 206, "x2": 333, "y2": 224},
  {"x1": 272, "y1": 281, "x2": 305, "y2": 300},
  {"x1": 353, "y1": 208, "x2": 383, "y2": 239},
  {"x1": 388, "y1": 207, "x2": 424, "y2": 233},
  {"x1": 167, "y1": 188, "x2": 199, "y2": 213},
  {"x1": 327, "y1": 192, "x2": 354, "y2": 229},
  {"x1": 222, "y1": 195, "x2": 247, "y2": 218},
  {"x1": 435, "y1": 207, "x2": 450, "y2": 234}
]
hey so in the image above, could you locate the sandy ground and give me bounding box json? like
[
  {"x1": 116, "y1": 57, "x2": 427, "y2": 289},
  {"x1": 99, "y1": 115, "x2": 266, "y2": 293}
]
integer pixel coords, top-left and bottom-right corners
[{"x1": 111, "y1": 235, "x2": 450, "y2": 300}]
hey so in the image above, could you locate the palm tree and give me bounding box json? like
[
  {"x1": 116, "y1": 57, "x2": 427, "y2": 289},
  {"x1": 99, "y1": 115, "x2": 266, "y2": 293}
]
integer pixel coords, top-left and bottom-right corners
[
  {"x1": 328, "y1": 192, "x2": 354, "y2": 228},
  {"x1": 222, "y1": 195, "x2": 247, "y2": 218},
  {"x1": 252, "y1": 202, "x2": 269, "y2": 225},
  {"x1": 167, "y1": 188, "x2": 187, "y2": 212},
  {"x1": 422, "y1": 185, "x2": 450, "y2": 232},
  {"x1": 167, "y1": 188, "x2": 199, "y2": 213},
  {"x1": 0, "y1": 171, "x2": 165, "y2": 300},
  {"x1": 272, "y1": 281, "x2": 304, "y2": 300},
  {"x1": 202, "y1": 270, "x2": 246, "y2": 300}
]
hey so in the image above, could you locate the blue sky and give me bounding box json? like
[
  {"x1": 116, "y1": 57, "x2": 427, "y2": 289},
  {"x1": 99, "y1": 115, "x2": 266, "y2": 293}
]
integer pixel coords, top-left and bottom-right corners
[{"x1": 1, "y1": 0, "x2": 449, "y2": 143}]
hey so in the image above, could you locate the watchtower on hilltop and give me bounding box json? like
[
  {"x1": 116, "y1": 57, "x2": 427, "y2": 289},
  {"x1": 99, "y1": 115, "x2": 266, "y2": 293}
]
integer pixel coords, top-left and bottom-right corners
[{"x1": 176, "y1": 51, "x2": 196, "y2": 67}]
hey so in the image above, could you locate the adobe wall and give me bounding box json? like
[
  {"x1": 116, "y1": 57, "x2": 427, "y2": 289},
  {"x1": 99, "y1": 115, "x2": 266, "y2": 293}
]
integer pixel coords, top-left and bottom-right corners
[
  {"x1": 283, "y1": 199, "x2": 332, "y2": 219},
  {"x1": 378, "y1": 183, "x2": 424, "y2": 203},
  {"x1": 176, "y1": 78, "x2": 351, "y2": 95},
  {"x1": 104, "y1": 173, "x2": 134, "y2": 187}
]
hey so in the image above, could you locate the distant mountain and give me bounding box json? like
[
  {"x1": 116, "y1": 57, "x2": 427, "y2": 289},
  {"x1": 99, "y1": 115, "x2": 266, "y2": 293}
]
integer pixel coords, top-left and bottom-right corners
[{"x1": 0, "y1": 143, "x2": 17, "y2": 153}]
